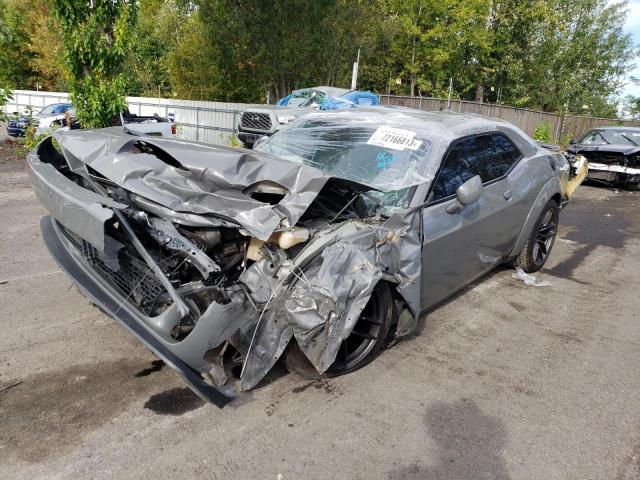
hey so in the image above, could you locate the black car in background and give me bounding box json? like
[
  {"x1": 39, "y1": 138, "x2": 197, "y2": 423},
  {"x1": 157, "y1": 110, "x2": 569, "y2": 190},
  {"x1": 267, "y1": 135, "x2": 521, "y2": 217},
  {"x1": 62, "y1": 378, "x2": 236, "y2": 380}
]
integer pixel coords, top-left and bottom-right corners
[
  {"x1": 7, "y1": 115, "x2": 32, "y2": 137},
  {"x1": 567, "y1": 126, "x2": 640, "y2": 190}
]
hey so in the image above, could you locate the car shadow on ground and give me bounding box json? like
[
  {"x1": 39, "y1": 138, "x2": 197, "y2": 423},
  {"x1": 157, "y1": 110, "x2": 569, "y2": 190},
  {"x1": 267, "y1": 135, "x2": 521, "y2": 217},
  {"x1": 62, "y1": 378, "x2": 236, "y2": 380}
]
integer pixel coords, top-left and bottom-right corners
[{"x1": 388, "y1": 399, "x2": 511, "y2": 480}]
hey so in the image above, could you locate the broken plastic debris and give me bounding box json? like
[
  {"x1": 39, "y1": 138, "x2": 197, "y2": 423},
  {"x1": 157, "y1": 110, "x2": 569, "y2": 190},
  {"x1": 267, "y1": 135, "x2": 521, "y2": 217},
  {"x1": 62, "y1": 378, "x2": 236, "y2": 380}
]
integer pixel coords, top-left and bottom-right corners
[
  {"x1": 478, "y1": 253, "x2": 500, "y2": 264},
  {"x1": 604, "y1": 213, "x2": 612, "y2": 217},
  {"x1": 512, "y1": 267, "x2": 551, "y2": 287}
]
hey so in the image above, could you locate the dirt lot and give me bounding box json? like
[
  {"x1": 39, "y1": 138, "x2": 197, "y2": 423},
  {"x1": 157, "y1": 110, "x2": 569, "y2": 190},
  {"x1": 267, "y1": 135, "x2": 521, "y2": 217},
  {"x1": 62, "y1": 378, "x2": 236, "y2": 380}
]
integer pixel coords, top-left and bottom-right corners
[{"x1": 1, "y1": 135, "x2": 639, "y2": 479}]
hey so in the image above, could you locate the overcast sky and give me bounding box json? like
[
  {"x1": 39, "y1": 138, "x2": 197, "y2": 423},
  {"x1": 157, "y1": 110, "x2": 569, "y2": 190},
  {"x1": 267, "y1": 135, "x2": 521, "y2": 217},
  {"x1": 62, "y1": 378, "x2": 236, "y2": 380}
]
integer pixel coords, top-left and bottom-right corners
[{"x1": 621, "y1": 0, "x2": 640, "y2": 98}]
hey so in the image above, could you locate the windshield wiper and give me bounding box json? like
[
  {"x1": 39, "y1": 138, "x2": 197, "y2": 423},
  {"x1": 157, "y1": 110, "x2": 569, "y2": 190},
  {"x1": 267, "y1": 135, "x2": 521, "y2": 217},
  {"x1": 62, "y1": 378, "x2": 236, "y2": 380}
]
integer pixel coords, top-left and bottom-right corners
[
  {"x1": 596, "y1": 132, "x2": 610, "y2": 144},
  {"x1": 619, "y1": 133, "x2": 638, "y2": 147}
]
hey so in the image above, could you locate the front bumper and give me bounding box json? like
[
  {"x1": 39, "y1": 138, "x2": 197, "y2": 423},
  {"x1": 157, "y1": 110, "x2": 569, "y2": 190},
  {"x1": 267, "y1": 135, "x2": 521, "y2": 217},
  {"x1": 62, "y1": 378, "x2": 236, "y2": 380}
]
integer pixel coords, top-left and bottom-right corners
[
  {"x1": 40, "y1": 216, "x2": 234, "y2": 407},
  {"x1": 237, "y1": 131, "x2": 265, "y2": 146},
  {"x1": 28, "y1": 148, "x2": 237, "y2": 407},
  {"x1": 7, "y1": 126, "x2": 25, "y2": 137},
  {"x1": 587, "y1": 162, "x2": 640, "y2": 184}
]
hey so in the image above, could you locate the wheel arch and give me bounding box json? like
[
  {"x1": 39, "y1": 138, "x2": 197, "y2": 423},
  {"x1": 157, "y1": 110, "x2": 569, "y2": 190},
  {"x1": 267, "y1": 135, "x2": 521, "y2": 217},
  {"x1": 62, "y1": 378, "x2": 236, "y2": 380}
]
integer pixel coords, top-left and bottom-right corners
[{"x1": 508, "y1": 176, "x2": 562, "y2": 259}]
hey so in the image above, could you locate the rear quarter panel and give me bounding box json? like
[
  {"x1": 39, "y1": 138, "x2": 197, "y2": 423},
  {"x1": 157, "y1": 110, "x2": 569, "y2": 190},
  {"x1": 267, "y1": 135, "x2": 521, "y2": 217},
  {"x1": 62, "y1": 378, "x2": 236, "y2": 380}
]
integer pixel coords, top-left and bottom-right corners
[{"x1": 505, "y1": 150, "x2": 563, "y2": 258}]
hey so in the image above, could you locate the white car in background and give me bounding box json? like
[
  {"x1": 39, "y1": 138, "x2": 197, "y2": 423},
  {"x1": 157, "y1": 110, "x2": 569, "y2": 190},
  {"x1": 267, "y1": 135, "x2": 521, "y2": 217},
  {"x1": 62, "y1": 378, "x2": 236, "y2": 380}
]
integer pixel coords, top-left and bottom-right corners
[
  {"x1": 32, "y1": 104, "x2": 177, "y2": 138},
  {"x1": 33, "y1": 103, "x2": 77, "y2": 136},
  {"x1": 6, "y1": 102, "x2": 76, "y2": 137}
]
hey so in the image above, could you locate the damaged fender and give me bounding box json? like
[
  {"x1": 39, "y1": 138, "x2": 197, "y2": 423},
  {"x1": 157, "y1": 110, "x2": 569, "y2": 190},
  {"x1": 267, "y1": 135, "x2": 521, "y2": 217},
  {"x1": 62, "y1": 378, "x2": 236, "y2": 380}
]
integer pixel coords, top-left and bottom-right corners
[{"x1": 240, "y1": 209, "x2": 423, "y2": 390}]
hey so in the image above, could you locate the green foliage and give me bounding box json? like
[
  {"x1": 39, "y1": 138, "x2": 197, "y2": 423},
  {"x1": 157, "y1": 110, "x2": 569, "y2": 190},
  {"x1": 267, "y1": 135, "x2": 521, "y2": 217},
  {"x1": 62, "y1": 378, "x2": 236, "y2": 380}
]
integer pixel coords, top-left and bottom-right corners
[
  {"x1": 228, "y1": 135, "x2": 241, "y2": 148},
  {"x1": 0, "y1": 0, "x2": 35, "y2": 87},
  {"x1": 0, "y1": 0, "x2": 67, "y2": 90},
  {"x1": 624, "y1": 95, "x2": 640, "y2": 120},
  {"x1": 17, "y1": 124, "x2": 58, "y2": 157},
  {"x1": 1, "y1": 0, "x2": 636, "y2": 119},
  {"x1": 51, "y1": 0, "x2": 137, "y2": 128},
  {"x1": 533, "y1": 122, "x2": 553, "y2": 143},
  {"x1": 0, "y1": 86, "x2": 12, "y2": 121},
  {"x1": 559, "y1": 132, "x2": 573, "y2": 147},
  {"x1": 196, "y1": 0, "x2": 376, "y2": 101}
]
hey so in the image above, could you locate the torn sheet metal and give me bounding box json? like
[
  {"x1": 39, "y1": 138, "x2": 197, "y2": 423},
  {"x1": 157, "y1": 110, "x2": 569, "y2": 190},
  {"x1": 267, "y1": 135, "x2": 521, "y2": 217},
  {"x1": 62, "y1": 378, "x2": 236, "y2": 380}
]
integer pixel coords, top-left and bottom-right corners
[
  {"x1": 240, "y1": 209, "x2": 423, "y2": 390},
  {"x1": 240, "y1": 241, "x2": 382, "y2": 390},
  {"x1": 563, "y1": 155, "x2": 588, "y2": 199},
  {"x1": 147, "y1": 217, "x2": 220, "y2": 279},
  {"x1": 52, "y1": 128, "x2": 328, "y2": 241}
]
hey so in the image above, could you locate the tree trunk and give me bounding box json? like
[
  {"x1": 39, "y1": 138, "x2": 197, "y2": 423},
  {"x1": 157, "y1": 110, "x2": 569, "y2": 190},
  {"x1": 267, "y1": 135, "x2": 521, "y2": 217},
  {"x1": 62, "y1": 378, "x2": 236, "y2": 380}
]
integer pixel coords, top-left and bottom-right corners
[{"x1": 475, "y1": 80, "x2": 484, "y2": 103}]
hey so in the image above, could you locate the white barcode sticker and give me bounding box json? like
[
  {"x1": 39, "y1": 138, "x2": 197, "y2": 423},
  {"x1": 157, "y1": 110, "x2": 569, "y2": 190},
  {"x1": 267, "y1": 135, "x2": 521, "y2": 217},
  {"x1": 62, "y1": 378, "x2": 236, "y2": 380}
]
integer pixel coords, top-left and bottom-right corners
[{"x1": 367, "y1": 126, "x2": 422, "y2": 151}]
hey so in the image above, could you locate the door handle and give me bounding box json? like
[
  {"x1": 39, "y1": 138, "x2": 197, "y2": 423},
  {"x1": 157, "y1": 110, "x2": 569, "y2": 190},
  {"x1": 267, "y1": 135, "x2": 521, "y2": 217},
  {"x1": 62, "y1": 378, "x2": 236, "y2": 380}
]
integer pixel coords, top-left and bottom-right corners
[{"x1": 503, "y1": 190, "x2": 512, "y2": 200}]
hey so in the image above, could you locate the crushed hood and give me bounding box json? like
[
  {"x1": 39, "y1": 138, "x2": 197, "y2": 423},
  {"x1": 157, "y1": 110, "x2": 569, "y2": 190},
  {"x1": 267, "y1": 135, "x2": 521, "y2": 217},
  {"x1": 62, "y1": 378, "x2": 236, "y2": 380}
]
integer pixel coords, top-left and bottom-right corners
[
  {"x1": 568, "y1": 144, "x2": 640, "y2": 156},
  {"x1": 52, "y1": 128, "x2": 363, "y2": 240}
]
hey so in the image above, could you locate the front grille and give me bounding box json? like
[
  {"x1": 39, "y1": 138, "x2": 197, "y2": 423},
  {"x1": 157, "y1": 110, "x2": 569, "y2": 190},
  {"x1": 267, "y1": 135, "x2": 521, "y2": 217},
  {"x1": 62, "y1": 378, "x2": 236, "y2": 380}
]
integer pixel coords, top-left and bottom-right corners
[
  {"x1": 57, "y1": 222, "x2": 167, "y2": 315},
  {"x1": 240, "y1": 112, "x2": 272, "y2": 130}
]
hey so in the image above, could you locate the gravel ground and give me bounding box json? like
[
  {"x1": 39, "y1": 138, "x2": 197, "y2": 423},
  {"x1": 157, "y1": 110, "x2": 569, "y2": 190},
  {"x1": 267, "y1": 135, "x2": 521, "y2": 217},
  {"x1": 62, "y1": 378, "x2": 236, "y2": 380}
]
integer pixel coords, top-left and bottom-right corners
[{"x1": 0, "y1": 137, "x2": 639, "y2": 479}]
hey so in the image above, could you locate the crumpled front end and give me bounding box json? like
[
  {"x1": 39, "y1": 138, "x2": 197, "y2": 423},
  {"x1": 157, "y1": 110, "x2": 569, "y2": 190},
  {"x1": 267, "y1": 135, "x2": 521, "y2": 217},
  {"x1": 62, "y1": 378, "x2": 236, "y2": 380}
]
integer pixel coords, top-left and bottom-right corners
[
  {"x1": 28, "y1": 129, "x2": 423, "y2": 406},
  {"x1": 568, "y1": 144, "x2": 639, "y2": 188}
]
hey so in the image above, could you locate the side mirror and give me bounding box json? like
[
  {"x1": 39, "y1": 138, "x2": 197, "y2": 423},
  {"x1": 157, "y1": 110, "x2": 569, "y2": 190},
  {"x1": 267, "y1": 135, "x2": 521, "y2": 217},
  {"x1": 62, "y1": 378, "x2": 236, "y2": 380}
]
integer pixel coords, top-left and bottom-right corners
[
  {"x1": 569, "y1": 138, "x2": 576, "y2": 144},
  {"x1": 446, "y1": 175, "x2": 483, "y2": 214}
]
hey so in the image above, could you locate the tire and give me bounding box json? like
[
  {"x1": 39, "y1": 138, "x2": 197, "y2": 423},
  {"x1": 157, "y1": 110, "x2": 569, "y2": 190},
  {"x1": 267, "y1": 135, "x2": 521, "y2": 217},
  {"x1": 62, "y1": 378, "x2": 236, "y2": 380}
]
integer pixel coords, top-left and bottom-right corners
[
  {"x1": 511, "y1": 199, "x2": 559, "y2": 273},
  {"x1": 625, "y1": 182, "x2": 640, "y2": 192},
  {"x1": 285, "y1": 281, "x2": 396, "y2": 379}
]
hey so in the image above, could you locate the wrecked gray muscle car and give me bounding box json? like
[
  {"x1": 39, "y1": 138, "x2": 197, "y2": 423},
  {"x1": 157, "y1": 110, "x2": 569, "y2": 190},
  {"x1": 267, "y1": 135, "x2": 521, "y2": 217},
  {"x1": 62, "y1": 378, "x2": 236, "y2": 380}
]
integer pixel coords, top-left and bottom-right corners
[{"x1": 28, "y1": 108, "x2": 579, "y2": 407}]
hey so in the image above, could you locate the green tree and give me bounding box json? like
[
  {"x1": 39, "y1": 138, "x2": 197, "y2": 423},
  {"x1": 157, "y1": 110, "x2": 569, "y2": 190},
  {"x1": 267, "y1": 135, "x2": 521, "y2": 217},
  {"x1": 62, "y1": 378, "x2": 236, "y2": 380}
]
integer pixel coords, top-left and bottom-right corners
[
  {"x1": 0, "y1": 85, "x2": 12, "y2": 121},
  {"x1": 518, "y1": 0, "x2": 634, "y2": 114},
  {"x1": 51, "y1": 0, "x2": 138, "y2": 128},
  {"x1": 624, "y1": 95, "x2": 640, "y2": 120},
  {"x1": 0, "y1": 0, "x2": 66, "y2": 91},
  {"x1": 196, "y1": 0, "x2": 375, "y2": 102},
  {"x1": 0, "y1": 0, "x2": 36, "y2": 88}
]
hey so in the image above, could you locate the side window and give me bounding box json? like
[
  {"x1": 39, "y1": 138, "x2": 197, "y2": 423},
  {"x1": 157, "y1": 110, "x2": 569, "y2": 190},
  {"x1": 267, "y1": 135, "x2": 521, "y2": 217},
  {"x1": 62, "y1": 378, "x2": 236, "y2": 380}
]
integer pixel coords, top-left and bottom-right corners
[
  {"x1": 431, "y1": 133, "x2": 521, "y2": 201},
  {"x1": 431, "y1": 137, "x2": 478, "y2": 200},
  {"x1": 485, "y1": 134, "x2": 521, "y2": 178}
]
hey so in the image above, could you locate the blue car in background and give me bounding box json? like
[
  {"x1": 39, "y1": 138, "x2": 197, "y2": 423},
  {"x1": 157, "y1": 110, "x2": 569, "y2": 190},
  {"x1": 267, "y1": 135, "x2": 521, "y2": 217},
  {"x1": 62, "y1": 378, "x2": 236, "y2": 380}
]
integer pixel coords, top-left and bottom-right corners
[
  {"x1": 276, "y1": 86, "x2": 379, "y2": 109},
  {"x1": 238, "y1": 86, "x2": 379, "y2": 148}
]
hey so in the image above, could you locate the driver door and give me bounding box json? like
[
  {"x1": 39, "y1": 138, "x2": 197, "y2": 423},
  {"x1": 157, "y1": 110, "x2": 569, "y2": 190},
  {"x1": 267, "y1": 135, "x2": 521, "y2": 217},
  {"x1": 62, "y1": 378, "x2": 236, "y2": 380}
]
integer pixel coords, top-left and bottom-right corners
[{"x1": 420, "y1": 134, "x2": 522, "y2": 310}]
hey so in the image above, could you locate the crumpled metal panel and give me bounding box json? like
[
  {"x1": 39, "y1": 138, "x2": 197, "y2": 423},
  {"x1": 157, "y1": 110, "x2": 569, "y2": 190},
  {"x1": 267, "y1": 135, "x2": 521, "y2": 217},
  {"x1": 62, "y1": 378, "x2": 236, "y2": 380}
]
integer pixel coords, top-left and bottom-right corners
[
  {"x1": 28, "y1": 154, "x2": 126, "y2": 251},
  {"x1": 52, "y1": 128, "x2": 328, "y2": 241},
  {"x1": 240, "y1": 240, "x2": 381, "y2": 390},
  {"x1": 284, "y1": 242, "x2": 382, "y2": 370},
  {"x1": 240, "y1": 209, "x2": 422, "y2": 390}
]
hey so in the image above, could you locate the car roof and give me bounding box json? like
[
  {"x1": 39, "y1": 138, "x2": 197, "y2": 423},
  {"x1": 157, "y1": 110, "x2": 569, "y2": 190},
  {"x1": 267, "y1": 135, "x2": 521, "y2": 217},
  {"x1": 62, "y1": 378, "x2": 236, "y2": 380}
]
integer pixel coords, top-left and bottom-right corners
[
  {"x1": 293, "y1": 106, "x2": 538, "y2": 157},
  {"x1": 299, "y1": 105, "x2": 526, "y2": 138}
]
